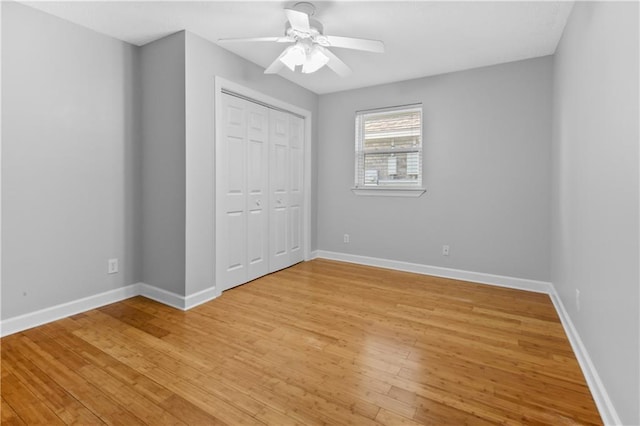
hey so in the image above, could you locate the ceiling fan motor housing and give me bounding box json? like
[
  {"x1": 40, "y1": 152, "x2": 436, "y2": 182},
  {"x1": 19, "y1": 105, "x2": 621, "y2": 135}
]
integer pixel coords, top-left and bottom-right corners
[
  {"x1": 285, "y1": 18, "x2": 324, "y2": 38},
  {"x1": 292, "y1": 2, "x2": 317, "y2": 16}
]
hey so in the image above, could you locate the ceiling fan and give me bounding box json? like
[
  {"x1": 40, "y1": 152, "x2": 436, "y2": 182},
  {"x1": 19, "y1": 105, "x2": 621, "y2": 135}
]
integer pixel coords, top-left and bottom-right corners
[{"x1": 218, "y1": 2, "x2": 384, "y2": 77}]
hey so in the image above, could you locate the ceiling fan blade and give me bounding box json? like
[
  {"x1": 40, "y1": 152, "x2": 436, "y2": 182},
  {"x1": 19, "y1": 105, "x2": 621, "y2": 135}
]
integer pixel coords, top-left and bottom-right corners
[
  {"x1": 285, "y1": 8, "x2": 310, "y2": 32},
  {"x1": 218, "y1": 36, "x2": 293, "y2": 43},
  {"x1": 325, "y1": 35, "x2": 385, "y2": 53},
  {"x1": 264, "y1": 57, "x2": 285, "y2": 74},
  {"x1": 318, "y1": 46, "x2": 352, "y2": 77},
  {"x1": 264, "y1": 46, "x2": 296, "y2": 74}
]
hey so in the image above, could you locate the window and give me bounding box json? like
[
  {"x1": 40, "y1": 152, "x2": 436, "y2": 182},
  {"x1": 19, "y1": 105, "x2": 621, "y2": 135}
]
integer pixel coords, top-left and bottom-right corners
[{"x1": 353, "y1": 104, "x2": 425, "y2": 196}]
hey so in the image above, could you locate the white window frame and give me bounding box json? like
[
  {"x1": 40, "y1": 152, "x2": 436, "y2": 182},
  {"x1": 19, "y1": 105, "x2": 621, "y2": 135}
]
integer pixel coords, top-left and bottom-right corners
[{"x1": 352, "y1": 104, "x2": 426, "y2": 197}]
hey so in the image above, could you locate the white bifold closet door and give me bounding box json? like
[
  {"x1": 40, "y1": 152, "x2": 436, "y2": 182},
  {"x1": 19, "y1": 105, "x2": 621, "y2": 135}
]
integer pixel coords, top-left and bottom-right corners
[
  {"x1": 216, "y1": 93, "x2": 304, "y2": 292},
  {"x1": 268, "y1": 109, "x2": 304, "y2": 272}
]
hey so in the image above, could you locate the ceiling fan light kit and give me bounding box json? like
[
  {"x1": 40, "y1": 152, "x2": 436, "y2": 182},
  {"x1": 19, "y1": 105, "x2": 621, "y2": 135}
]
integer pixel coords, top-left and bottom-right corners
[
  {"x1": 218, "y1": 2, "x2": 384, "y2": 77},
  {"x1": 279, "y1": 40, "x2": 330, "y2": 74}
]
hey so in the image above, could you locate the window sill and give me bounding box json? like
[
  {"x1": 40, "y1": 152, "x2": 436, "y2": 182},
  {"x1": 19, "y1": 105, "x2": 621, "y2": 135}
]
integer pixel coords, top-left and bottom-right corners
[{"x1": 351, "y1": 187, "x2": 426, "y2": 197}]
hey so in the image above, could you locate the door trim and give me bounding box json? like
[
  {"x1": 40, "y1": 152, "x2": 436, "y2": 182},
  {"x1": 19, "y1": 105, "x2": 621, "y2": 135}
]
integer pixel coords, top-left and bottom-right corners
[{"x1": 214, "y1": 77, "x2": 313, "y2": 281}]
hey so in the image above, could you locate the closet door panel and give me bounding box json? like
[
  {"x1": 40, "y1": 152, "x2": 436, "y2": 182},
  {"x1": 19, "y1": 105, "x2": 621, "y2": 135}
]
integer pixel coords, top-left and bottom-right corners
[
  {"x1": 247, "y1": 209, "x2": 264, "y2": 264},
  {"x1": 269, "y1": 109, "x2": 291, "y2": 272},
  {"x1": 290, "y1": 205, "x2": 301, "y2": 253},
  {"x1": 273, "y1": 145, "x2": 288, "y2": 192},
  {"x1": 216, "y1": 94, "x2": 248, "y2": 289},
  {"x1": 289, "y1": 115, "x2": 304, "y2": 263},
  {"x1": 273, "y1": 208, "x2": 287, "y2": 255},
  {"x1": 226, "y1": 211, "x2": 245, "y2": 271},
  {"x1": 246, "y1": 103, "x2": 269, "y2": 281}
]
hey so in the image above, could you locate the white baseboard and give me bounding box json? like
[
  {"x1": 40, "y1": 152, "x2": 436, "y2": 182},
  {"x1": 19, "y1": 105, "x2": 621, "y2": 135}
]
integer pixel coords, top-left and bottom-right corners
[
  {"x1": 184, "y1": 286, "x2": 220, "y2": 310},
  {"x1": 136, "y1": 283, "x2": 219, "y2": 311},
  {"x1": 549, "y1": 288, "x2": 621, "y2": 426},
  {"x1": 1, "y1": 282, "x2": 220, "y2": 337},
  {"x1": 0, "y1": 283, "x2": 140, "y2": 337},
  {"x1": 314, "y1": 250, "x2": 553, "y2": 294},
  {"x1": 137, "y1": 283, "x2": 186, "y2": 310}
]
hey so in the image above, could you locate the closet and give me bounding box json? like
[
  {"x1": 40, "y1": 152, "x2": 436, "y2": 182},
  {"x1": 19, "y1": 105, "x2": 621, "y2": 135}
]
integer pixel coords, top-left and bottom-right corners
[{"x1": 216, "y1": 92, "x2": 305, "y2": 291}]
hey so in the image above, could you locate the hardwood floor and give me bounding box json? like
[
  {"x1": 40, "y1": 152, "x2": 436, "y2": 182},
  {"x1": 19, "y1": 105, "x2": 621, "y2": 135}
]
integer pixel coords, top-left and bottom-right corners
[{"x1": 1, "y1": 259, "x2": 601, "y2": 425}]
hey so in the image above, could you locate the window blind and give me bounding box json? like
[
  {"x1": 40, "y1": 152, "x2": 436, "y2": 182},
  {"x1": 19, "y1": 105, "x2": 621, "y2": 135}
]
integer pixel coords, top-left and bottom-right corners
[{"x1": 355, "y1": 104, "x2": 423, "y2": 188}]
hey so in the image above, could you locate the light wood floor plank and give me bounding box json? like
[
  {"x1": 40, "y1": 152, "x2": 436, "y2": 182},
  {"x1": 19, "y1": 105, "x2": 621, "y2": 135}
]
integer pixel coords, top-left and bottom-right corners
[
  {"x1": 1, "y1": 259, "x2": 601, "y2": 425},
  {"x1": 1, "y1": 368, "x2": 65, "y2": 425},
  {"x1": 2, "y1": 348, "x2": 105, "y2": 425},
  {"x1": 1, "y1": 397, "x2": 27, "y2": 425}
]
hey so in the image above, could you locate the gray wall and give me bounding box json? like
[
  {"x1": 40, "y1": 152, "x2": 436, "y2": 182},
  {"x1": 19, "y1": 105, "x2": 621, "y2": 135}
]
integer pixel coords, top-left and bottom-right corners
[
  {"x1": 551, "y1": 2, "x2": 639, "y2": 424},
  {"x1": 317, "y1": 57, "x2": 553, "y2": 281},
  {"x1": 139, "y1": 31, "x2": 318, "y2": 297},
  {"x1": 1, "y1": 4, "x2": 318, "y2": 311},
  {"x1": 140, "y1": 32, "x2": 186, "y2": 295},
  {"x1": 1, "y1": 2, "x2": 142, "y2": 318},
  {"x1": 184, "y1": 32, "x2": 318, "y2": 296}
]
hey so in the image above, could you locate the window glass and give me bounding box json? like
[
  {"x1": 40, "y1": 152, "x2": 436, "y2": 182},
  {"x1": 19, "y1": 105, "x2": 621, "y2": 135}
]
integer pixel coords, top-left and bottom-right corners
[{"x1": 355, "y1": 105, "x2": 423, "y2": 188}]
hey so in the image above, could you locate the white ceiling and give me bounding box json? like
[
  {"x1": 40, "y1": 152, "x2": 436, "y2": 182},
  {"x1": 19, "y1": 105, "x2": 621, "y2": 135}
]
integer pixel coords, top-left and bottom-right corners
[{"x1": 22, "y1": 1, "x2": 574, "y2": 94}]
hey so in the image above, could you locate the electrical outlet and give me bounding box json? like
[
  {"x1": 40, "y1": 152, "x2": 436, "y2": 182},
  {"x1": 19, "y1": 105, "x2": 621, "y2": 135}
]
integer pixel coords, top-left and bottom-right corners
[
  {"x1": 575, "y1": 289, "x2": 580, "y2": 311},
  {"x1": 442, "y1": 245, "x2": 450, "y2": 256},
  {"x1": 108, "y1": 258, "x2": 119, "y2": 274},
  {"x1": 343, "y1": 234, "x2": 350, "y2": 243}
]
